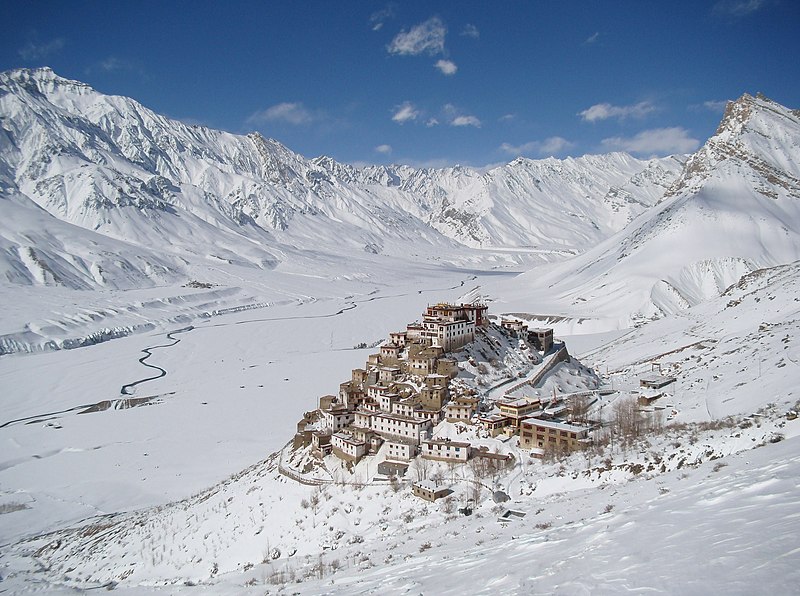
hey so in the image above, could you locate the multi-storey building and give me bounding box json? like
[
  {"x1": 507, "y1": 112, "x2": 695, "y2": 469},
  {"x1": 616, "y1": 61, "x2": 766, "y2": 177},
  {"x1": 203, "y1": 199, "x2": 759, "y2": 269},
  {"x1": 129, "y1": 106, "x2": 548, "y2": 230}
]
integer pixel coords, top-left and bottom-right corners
[
  {"x1": 331, "y1": 431, "x2": 366, "y2": 463},
  {"x1": 420, "y1": 438, "x2": 471, "y2": 462},
  {"x1": 372, "y1": 412, "x2": 432, "y2": 443},
  {"x1": 519, "y1": 418, "x2": 589, "y2": 451}
]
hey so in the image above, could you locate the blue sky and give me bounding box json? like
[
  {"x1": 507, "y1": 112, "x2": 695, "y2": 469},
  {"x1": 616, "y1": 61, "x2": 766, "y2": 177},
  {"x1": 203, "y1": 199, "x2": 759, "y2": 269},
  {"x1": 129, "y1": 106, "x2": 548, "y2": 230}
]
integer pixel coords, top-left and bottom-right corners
[{"x1": 2, "y1": 0, "x2": 798, "y2": 167}]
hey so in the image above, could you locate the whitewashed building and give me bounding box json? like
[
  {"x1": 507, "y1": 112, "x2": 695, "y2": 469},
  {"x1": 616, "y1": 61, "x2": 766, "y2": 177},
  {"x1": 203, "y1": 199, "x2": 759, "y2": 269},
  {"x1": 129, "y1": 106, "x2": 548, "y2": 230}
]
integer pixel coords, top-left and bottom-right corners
[
  {"x1": 331, "y1": 432, "x2": 366, "y2": 462},
  {"x1": 323, "y1": 406, "x2": 354, "y2": 432},
  {"x1": 421, "y1": 438, "x2": 471, "y2": 462},
  {"x1": 385, "y1": 440, "x2": 417, "y2": 462},
  {"x1": 372, "y1": 412, "x2": 432, "y2": 443}
]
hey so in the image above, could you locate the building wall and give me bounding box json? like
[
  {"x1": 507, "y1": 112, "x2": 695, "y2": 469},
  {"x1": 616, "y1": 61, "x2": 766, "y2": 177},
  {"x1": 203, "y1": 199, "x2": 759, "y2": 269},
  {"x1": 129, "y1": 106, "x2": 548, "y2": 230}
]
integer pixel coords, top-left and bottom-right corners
[
  {"x1": 331, "y1": 434, "x2": 366, "y2": 462},
  {"x1": 420, "y1": 386, "x2": 448, "y2": 410},
  {"x1": 323, "y1": 410, "x2": 354, "y2": 431},
  {"x1": 412, "y1": 484, "x2": 448, "y2": 502},
  {"x1": 372, "y1": 413, "x2": 430, "y2": 442},
  {"x1": 386, "y1": 441, "x2": 416, "y2": 461},
  {"x1": 519, "y1": 421, "x2": 587, "y2": 451},
  {"x1": 421, "y1": 441, "x2": 470, "y2": 462}
]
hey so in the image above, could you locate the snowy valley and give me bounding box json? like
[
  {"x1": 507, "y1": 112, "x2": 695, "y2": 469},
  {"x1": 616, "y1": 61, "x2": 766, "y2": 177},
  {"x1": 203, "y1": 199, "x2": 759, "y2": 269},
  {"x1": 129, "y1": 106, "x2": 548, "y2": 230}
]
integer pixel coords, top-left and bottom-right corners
[{"x1": 1, "y1": 68, "x2": 799, "y2": 594}]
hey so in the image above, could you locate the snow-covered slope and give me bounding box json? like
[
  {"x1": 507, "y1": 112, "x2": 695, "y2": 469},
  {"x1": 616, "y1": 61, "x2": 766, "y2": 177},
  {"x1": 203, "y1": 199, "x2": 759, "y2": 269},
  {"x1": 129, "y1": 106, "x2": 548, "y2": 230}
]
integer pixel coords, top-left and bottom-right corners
[
  {"x1": 0, "y1": 67, "x2": 681, "y2": 290},
  {"x1": 485, "y1": 93, "x2": 800, "y2": 332},
  {"x1": 2, "y1": 258, "x2": 798, "y2": 591}
]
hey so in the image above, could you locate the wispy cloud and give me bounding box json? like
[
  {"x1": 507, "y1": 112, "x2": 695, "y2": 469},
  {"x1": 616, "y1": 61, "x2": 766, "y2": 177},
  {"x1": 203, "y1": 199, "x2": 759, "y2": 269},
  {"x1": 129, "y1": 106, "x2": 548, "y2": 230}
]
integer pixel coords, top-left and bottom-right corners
[
  {"x1": 703, "y1": 100, "x2": 728, "y2": 112},
  {"x1": 248, "y1": 102, "x2": 316, "y2": 125},
  {"x1": 391, "y1": 101, "x2": 420, "y2": 124},
  {"x1": 601, "y1": 127, "x2": 700, "y2": 156},
  {"x1": 444, "y1": 104, "x2": 481, "y2": 128},
  {"x1": 434, "y1": 59, "x2": 458, "y2": 76},
  {"x1": 451, "y1": 115, "x2": 481, "y2": 128},
  {"x1": 84, "y1": 56, "x2": 147, "y2": 79},
  {"x1": 387, "y1": 16, "x2": 446, "y2": 56},
  {"x1": 394, "y1": 156, "x2": 464, "y2": 169},
  {"x1": 426, "y1": 117, "x2": 440, "y2": 127},
  {"x1": 375, "y1": 144, "x2": 393, "y2": 155},
  {"x1": 369, "y1": 3, "x2": 397, "y2": 31},
  {"x1": 584, "y1": 32, "x2": 600, "y2": 44},
  {"x1": 500, "y1": 137, "x2": 574, "y2": 157},
  {"x1": 713, "y1": 0, "x2": 766, "y2": 17},
  {"x1": 450, "y1": 116, "x2": 481, "y2": 128},
  {"x1": 579, "y1": 101, "x2": 656, "y2": 122},
  {"x1": 18, "y1": 37, "x2": 65, "y2": 60},
  {"x1": 98, "y1": 57, "x2": 124, "y2": 72},
  {"x1": 461, "y1": 24, "x2": 480, "y2": 39},
  {"x1": 499, "y1": 113, "x2": 516, "y2": 123}
]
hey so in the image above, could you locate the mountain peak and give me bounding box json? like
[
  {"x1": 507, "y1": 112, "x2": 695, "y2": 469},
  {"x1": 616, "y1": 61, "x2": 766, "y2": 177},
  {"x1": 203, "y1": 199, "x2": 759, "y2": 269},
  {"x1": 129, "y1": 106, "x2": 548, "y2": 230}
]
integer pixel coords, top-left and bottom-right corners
[
  {"x1": 715, "y1": 92, "x2": 797, "y2": 137},
  {"x1": 715, "y1": 93, "x2": 757, "y2": 136},
  {"x1": 1, "y1": 66, "x2": 91, "y2": 94}
]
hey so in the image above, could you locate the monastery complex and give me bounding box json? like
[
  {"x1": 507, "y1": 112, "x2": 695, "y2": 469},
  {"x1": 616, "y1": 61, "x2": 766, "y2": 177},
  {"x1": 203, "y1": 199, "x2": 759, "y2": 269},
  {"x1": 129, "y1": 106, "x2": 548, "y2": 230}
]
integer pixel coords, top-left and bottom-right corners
[{"x1": 292, "y1": 302, "x2": 598, "y2": 486}]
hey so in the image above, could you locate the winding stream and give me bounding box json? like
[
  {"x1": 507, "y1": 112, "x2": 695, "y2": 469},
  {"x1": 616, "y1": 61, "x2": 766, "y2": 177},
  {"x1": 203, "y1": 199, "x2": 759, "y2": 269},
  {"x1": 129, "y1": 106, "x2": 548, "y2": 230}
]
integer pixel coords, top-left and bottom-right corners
[{"x1": 117, "y1": 276, "x2": 482, "y2": 396}]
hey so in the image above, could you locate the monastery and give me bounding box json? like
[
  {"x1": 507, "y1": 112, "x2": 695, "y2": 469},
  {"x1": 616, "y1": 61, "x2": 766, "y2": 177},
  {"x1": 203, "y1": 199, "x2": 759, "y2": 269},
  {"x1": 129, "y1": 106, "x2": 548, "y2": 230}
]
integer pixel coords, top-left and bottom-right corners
[{"x1": 293, "y1": 302, "x2": 594, "y2": 481}]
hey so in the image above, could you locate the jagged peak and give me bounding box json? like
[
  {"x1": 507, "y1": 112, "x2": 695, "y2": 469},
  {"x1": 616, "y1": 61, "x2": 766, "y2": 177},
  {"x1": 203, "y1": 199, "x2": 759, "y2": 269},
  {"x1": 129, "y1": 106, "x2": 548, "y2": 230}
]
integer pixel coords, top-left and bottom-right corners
[{"x1": 715, "y1": 92, "x2": 797, "y2": 136}]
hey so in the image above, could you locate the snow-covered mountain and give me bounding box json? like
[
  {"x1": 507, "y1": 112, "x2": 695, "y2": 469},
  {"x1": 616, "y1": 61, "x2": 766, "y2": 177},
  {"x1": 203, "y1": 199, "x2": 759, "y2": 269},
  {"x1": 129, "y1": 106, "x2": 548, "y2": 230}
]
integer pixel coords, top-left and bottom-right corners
[
  {"x1": 485, "y1": 92, "x2": 800, "y2": 331},
  {"x1": 0, "y1": 67, "x2": 681, "y2": 290},
  {"x1": 3, "y1": 68, "x2": 800, "y2": 595}
]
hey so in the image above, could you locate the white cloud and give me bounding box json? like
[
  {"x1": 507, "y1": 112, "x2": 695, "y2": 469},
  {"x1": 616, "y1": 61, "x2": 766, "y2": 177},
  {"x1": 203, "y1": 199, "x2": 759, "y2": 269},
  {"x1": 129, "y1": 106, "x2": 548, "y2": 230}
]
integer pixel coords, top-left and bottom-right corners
[
  {"x1": 579, "y1": 101, "x2": 656, "y2": 122},
  {"x1": 539, "y1": 137, "x2": 574, "y2": 155},
  {"x1": 451, "y1": 115, "x2": 481, "y2": 128},
  {"x1": 387, "y1": 17, "x2": 446, "y2": 56},
  {"x1": 443, "y1": 103, "x2": 481, "y2": 128},
  {"x1": 584, "y1": 32, "x2": 600, "y2": 44},
  {"x1": 248, "y1": 102, "x2": 314, "y2": 125},
  {"x1": 713, "y1": 0, "x2": 766, "y2": 17},
  {"x1": 500, "y1": 136, "x2": 574, "y2": 157},
  {"x1": 375, "y1": 144, "x2": 393, "y2": 155},
  {"x1": 601, "y1": 127, "x2": 700, "y2": 156},
  {"x1": 461, "y1": 24, "x2": 480, "y2": 39},
  {"x1": 499, "y1": 113, "x2": 516, "y2": 123},
  {"x1": 369, "y1": 4, "x2": 396, "y2": 31},
  {"x1": 426, "y1": 118, "x2": 440, "y2": 127},
  {"x1": 434, "y1": 59, "x2": 458, "y2": 75},
  {"x1": 703, "y1": 100, "x2": 728, "y2": 112},
  {"x1": 18, "y1": 37, "x2": 65, "y2": 60},
  {"x1": 392, "y1": 101, "x2": 419, "y2": 124}
]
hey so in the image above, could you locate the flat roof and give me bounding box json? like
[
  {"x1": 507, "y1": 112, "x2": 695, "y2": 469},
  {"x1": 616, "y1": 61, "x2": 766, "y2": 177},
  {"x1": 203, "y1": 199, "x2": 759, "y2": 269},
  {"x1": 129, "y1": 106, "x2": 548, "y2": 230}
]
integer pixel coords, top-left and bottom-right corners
[
  {"x1": 385, "y1": 437, "x2": 418, "y2": 446},
  {"x1": 423, "y1": 438, "x2": 471, "y2": 448},
  {"x1": 374, "y1": 411, "x2": 428, "y2": 425},
  {"x1": 479, "y1": 413, "x2": 510, "y2": 423},
  {"x1": 414, "y1": 479, "x2": 449, "y2": 492},
  {"x1": 640, "y1": 375, "x2": 676, "y2": 384},
  {"x1": 521, "y1": 418, "x2": 589, "y2": 433},
  {"x1": 498, "y1": 398, "x2": 540, "y2": 408},
  {"x1": 332, "y1": 432, "x2": 365, "y2": 446}
]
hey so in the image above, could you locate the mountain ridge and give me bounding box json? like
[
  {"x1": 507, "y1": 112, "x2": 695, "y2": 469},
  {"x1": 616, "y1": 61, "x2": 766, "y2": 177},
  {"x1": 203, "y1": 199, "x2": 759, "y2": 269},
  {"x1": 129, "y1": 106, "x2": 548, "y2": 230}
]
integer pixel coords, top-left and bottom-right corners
[
  {"x1": 483, "y1": 92, "x2": 800, "y2": 331},
  {"x1": 1, "y1": 67, "x2": 682, "y2": 290}
]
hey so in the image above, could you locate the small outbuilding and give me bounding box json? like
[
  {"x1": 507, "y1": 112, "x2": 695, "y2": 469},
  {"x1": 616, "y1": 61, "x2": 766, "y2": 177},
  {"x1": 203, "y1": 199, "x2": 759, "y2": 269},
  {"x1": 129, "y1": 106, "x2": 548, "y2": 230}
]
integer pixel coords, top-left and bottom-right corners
[
  {"x1": 640, "y1": 375, "x2": 676, "y2": 389},
  {"x1": 412, "y1": 480, "x2": 451, "y2": 502}
]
